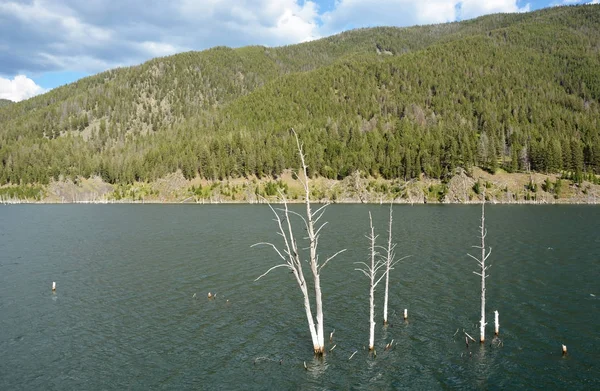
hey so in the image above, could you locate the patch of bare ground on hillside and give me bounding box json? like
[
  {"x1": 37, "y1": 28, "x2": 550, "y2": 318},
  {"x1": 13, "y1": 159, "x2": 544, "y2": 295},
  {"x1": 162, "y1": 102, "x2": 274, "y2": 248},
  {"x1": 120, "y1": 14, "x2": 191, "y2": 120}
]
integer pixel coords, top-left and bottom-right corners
[
  {"x1": 46, "y1": 176, "x2": 114, "y2": 202},
  {"x1": 39, "y1": 168, "x2": 600, "y2": 204},
  {"x1": 466, "y1": 167, "x2": 600, "y2": 204}
]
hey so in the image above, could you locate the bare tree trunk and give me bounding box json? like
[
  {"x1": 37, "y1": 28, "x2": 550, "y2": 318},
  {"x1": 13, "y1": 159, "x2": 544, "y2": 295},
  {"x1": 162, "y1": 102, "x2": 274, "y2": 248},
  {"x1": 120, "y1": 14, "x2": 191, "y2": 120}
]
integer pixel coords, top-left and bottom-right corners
[
  {"x1": 368, "y1": 213, "x2": 377, "y2": 350},
  {"x1": 382, "y1": 205, "x2": 409, "y2": 325},
  {"x1": 383, "y1": 204, "x2": 394, "y2": 325},
  {"x1": 468, "y1": 199, "x2": 492, "y2": 343},
  {"x1": 298, "y1": 134, "x2": 326, "y2": 354},
  {"x1": 356, "y1": 213, "x2": 386, "y2": 351},
  {"x1": 253, "y1": 130, "x2": 345, "y2": 355},
  {"x1": 494, "y1": 310, "x2": 499, "y2": 336}
]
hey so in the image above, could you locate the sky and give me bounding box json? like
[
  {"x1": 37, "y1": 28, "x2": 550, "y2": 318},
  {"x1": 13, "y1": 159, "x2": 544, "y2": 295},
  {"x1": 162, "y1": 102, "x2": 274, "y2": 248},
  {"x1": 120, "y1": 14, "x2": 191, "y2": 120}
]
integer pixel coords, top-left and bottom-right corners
[{"x1": 0, "y1": 0, "x2": 597, "y2": 102}]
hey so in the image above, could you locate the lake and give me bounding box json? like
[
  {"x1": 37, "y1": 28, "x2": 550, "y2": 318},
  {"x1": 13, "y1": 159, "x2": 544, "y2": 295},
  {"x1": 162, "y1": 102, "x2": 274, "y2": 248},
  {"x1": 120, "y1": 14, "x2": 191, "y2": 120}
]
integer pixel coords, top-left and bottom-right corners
[{"x1": 0, "y1": 205, "x2": 598, "y2": 390}]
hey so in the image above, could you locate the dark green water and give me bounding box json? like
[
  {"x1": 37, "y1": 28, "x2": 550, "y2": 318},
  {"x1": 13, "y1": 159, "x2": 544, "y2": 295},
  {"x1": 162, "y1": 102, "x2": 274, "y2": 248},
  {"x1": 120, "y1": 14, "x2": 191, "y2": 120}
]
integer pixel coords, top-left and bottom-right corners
[{"x1": 0, "y1": 205, "x2": 598, "y2": 390}]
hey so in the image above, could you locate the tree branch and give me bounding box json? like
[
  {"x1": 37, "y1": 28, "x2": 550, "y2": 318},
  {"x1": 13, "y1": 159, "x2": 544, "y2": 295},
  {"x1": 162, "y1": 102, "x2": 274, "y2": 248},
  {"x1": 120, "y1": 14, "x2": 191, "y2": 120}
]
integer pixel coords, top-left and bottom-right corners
[
  {"x1": 319, "y1": 249, "x2": 347, "y2": 273},
  {"x1": 251, "y1": 242, "x2": 286, "y2": 261},
  {"x1": 255, "y1": 264, "x2": 293, "y2": 281}
]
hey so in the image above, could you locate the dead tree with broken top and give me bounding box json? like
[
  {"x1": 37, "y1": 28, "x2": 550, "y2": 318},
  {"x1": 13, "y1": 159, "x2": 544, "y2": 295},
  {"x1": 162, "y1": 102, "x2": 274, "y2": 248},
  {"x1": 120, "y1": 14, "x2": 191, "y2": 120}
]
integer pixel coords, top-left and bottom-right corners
[
  {"x1": 467, "y1": 199, "x2": 492, "y2": 343},
  {"x1": 382, "y1": 204, "x2": 409, "y2": 325},
  {"x1": 383, "y1": 204, "x2": 395, "y2": 325},
  {"x1": 356, "y1": 212, "x2": 387, "y2": 351},
  {"x1": 253, "y1": 130, "x2": 346, "y2": 355},
  {"x1": 383, "y1": 204, "x2": 407, "y2": 325}
]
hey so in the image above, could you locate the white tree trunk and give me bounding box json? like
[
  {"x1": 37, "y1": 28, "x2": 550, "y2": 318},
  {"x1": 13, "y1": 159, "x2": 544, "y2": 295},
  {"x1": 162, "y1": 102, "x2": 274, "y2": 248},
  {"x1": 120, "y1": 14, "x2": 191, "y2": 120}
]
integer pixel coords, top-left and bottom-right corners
[
  {"x1": 468, "y1": 198, "x2": 492, "y2": 344},
  {"x1": 253, "y1": 130, "x2": 345, "y2": 355},
  {"x1": 383, "y1": 264, "x2": 390, "y2": 325},
  {"x1": 383, "y1": 205, "x2": 393, "y2": 325},
  {"x1": 468, "y1": 200, "x2": 492, "y2": 344},
  {"x1": 301, "y1": 137, "x2": 325, "y2": 354},
  {"x1": 479, "y1": 201, "x2": 486, "y2": 343},
  {"x1": 369, "y1": 214, "x2": 377, "y2": 350},
  {"x1": 355, "y1": 212, "x2": 386, "y2": 351},
  {"x1": 494, "y1": 310, "x2": 499, "y2": 336},
  {"x1": 299, "y1": 274, "x2": 320, "y2": 350}
]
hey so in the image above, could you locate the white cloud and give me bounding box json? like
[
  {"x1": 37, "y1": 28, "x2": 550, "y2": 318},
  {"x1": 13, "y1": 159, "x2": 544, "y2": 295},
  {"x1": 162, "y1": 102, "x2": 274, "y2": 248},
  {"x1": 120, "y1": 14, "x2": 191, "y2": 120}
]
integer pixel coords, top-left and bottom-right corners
[
  {"x1": 37, "y1": 53, "x2": 121, "y2": 74},
  {"x1": 0, "y1": 0, "x2": 112, "y2": 45},
  {"x1": 320, "y1": 0, "x2": 530, "y2": 34},
  {"x1": 0, "y1": 75, "x2": 46, "y2": 102},
  {"x1": 458, "y1": 0, "x2": 530, "y2": 20},
  {"x1": 140, "y1": 41, "x2": 181, "y2": 57},
  {"x1": 179, "y1": 0, "x2": 320, "y2": 44},
  {"x1": 0, "y1": 0, "x2": 541, "y2": 87},
  {"x1": 320, "y1": 0, "x2": 458, "y2": 34}
]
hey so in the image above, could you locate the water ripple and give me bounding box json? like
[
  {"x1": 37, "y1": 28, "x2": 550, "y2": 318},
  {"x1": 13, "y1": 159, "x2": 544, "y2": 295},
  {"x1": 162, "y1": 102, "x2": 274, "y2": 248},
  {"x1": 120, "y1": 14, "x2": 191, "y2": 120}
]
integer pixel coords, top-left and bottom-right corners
[{"x1": 0, "y1": 205, "x2": 598, "y2": 389}]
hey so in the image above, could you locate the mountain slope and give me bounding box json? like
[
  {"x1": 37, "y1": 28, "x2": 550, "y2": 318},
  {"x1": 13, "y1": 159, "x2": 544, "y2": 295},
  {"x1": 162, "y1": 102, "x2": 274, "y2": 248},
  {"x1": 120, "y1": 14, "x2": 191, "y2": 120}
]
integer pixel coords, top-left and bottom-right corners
[{"x1": 0, "y1": 5, "x2": 599, "y2": 185}]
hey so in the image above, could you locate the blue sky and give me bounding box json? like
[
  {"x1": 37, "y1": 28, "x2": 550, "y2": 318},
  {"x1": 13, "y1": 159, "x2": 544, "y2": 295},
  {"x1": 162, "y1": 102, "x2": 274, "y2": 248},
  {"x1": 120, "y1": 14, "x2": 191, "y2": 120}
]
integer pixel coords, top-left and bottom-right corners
[{"x1": 0, "y1": 0, "x2": 597, "y2": 101}]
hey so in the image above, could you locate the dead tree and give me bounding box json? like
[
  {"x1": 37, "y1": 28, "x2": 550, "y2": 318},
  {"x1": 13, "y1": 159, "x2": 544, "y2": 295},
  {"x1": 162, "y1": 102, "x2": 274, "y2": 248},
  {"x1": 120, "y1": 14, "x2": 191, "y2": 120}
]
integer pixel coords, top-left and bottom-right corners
[
  {"x1": 356, "y1": 212, "x2": 387, "y2": 350},
  {"x1": 382, "y1": 204, "x2": 409, "y2": 325},
  {"x1": 468, "y1": 200, "x2": 492, "y2": 343},
  {"x1": 383, "y1": 205, "x2": 395, "y2": 325},
  {"x1": 253, "y1": 130, "x2": 346, "y2": 355}
]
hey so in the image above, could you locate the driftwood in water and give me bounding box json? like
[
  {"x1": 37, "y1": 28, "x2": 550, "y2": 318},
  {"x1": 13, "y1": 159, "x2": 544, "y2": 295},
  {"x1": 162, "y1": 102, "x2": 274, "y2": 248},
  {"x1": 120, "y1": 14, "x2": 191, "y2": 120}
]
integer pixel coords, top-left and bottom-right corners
[{"x1": 385, "y1": 339, "x2": 394, "y2": 350}]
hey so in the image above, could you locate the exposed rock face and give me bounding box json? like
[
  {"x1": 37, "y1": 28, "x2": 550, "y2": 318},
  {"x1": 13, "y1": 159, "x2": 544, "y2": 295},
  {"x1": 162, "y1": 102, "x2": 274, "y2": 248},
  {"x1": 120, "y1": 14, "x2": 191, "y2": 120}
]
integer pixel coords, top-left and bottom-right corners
[
  {"x1": 444, "y1": 168, "x2": 476, "y2": 203},
  {"x1": 47, "y1": 176, "x2": 114, "y2": 202}
]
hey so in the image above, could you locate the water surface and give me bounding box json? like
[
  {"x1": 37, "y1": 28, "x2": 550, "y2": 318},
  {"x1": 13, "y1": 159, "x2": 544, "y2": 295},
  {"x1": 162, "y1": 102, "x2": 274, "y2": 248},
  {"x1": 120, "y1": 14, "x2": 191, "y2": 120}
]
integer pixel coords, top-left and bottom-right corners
[{"x1": 0, "y1": 205, "x2": 598, "y2": 390}]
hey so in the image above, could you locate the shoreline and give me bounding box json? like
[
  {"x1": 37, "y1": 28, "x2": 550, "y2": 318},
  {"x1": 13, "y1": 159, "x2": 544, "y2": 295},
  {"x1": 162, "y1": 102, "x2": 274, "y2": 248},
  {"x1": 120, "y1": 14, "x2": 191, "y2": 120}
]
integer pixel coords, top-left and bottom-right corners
[
  {"x1": 1, "y1": 167, "x2": 599, "y2": 205},
  {"x1": 2, "y1": 198, "x2": 599, "y2": 205}
]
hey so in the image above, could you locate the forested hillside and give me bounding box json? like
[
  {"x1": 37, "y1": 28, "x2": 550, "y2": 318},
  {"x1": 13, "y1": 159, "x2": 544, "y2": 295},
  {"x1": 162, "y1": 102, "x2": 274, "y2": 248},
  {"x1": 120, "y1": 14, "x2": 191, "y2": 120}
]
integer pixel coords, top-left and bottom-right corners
[
  {"x1": 0, "y1": 99, "x2": 12, "y2": 108},
  {"x1": 0, "y1": 5, "x2": 599, "y2": 186}
]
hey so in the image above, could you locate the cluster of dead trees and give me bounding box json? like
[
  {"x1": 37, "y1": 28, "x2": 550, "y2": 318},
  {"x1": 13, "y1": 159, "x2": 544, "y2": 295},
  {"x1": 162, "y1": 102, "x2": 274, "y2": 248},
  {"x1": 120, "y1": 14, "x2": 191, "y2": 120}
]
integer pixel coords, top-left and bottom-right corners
[{"x1": 254, "y1": 131, "x2": 496, "y2": 355}]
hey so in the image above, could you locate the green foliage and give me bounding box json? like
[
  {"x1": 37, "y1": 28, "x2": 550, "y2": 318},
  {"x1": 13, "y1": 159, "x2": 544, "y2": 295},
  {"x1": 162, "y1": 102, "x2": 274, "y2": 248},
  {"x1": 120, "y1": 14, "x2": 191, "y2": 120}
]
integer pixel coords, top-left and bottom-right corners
[
  {"x1": 525, "y1": 179, "x2": 538, "y2": 193},
  {"x1": 428, "y1": 184, "x2": 448, "y2": 202},
  {"x1": 542, "y1": 178, "x2": 554, "y2": 193},
  {"x1": 257, "y1": 180, "x2": 288, "y2": 197},
  {"x1": 0, "y1": 6, "x2": 599, "y2": 186},
  {"x1": 110, "y1": 183, "x2": 157, "y2": 201},
  {"x1": 541, "y1": 177, "x2": 565, "y2": 198},
  {"x1": 0, "y1": 185, "x2": 44, "y2": 200}
]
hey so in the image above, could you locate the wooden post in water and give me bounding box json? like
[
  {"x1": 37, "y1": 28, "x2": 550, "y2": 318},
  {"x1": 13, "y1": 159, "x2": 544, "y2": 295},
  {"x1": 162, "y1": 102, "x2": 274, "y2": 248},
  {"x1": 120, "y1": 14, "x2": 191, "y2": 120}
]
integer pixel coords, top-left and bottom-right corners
[
  {"x1": 52, "y1": 281, "x2": 56, "y2": 292},
  {"x1": 494, "y1": 310, "x2": 499, "y2": 336}
]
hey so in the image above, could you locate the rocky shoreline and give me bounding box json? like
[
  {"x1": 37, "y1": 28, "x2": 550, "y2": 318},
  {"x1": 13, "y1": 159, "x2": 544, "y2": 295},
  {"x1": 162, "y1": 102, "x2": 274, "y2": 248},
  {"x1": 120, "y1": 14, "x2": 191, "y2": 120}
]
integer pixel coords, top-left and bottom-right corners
[{"x1": 1, "y1": 167, "x2": 599, "y2": 205}]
